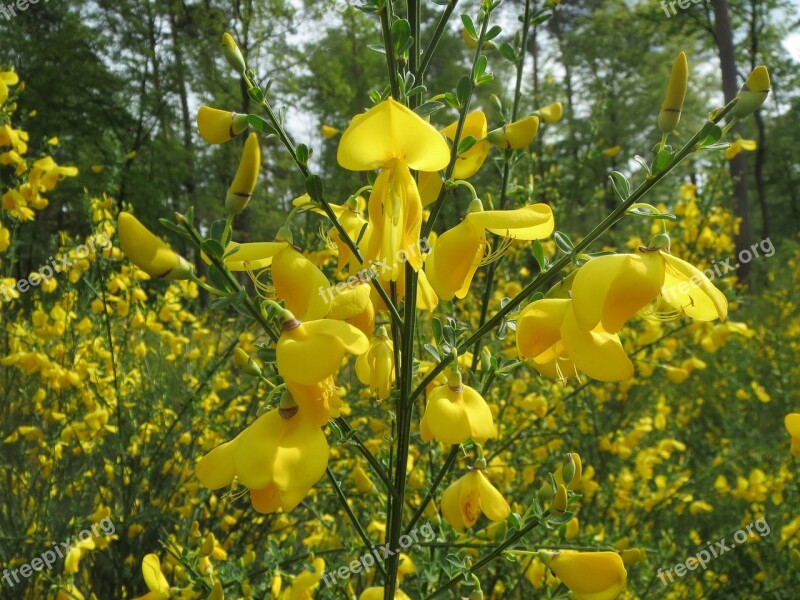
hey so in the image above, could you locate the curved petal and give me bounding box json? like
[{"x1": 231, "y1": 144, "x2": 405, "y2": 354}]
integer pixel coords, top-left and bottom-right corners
[
  {"x1": 416, "y1": 269, "x2": 440, "y2": 312},
  {"x1": 420, "y1": 385, "x2": 472, "y2": 445},
  {"x1": 234, "y1": 410, "x2": 282, "y2": 489},
  {"x1": 303, "y1": 318, "x2": 370, "y2": 355},
  {"x1": 327, "y1": 282, "x2": 372, "y2": 320},
  {"x1": 661, "y1": 252, "x2": 727, "y2": 321},
  {"x1": 419, "y1": 170, "x2": 444, "y2": 207},
  {"x1": 249, "y1": 484, "x2": 282, "y2": 514},
  {"x1": 475, "y1": 471, "x2": 511, "y2": 522},
  {"x1": 786, "y1": 413, "x2": 800, "y2": 437},
  {"x1": 441, "y1": 477, "x2": 468, "y2": 530},
  {"x1": 460, "y1": 385, "x2": 494, "y2": 443},
  {"x1": 571, "y1": 251, "x2": 664, "y2": 333},
  {"x1": 224, "y1": 241, "x2": 287, "y2": 271},
  {"x1": 272, "y1": 246, "x2": 331, "y2": 321},
  {"x1": 547, "y1": 551, "x2": 627, "y2": 600},
  {"x1": 337, "y1": 98, "x2": 450, "y2": 172},
  {"x1": 141, "y1": 554, "x2": 170, "y2": 595},
  {"x1": 516, "y1": 298, "x2": 570, "y2": 359},
  {"x1": 277, "y1": 326, "x2": 346, "y2": 385},
  {"x1": 457, "y1": 472, "x2": 482, "y2": 528},
  {"x1": 270, "y1": 414, "x2": 329, "y2": 491},
  {"x1": 195, "y1": 436, "x2": 240, "y2": 490},
  {"x1": 561, "y1": 307, "x2": 633, "y2": 382},
  {"x1": 118, "y1": 212, "x2": 182, "y2": 278},
  {"x1": 467, "y1": 204, "x2": 555, "y2": 241},
  {"x1": 425, "y1": 219, "x2": 484, "y2": 301},
  {"x1": 442, "y1": 111, "x2": 490, "y2": 179}
]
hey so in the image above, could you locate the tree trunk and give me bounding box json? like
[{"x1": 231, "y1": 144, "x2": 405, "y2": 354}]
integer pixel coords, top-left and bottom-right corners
[{"x1": 712, "y1": 0, "x2": 753, "y2": 283}]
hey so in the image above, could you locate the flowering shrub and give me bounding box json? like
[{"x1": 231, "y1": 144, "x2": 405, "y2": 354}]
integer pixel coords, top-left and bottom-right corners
[{"x1": 2, "y1": 2, "x2": 797, "y2": 600}]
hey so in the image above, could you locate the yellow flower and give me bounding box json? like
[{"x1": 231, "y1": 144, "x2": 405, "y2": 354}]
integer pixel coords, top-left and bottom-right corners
[
  {"x1": 516, "y1": 298, "x2": 633, "y2": 382},
  {"x1": 327, "y1": 281, "x2": 375, "y2": 338},
  {"x1": 225, "y1": 238, "x2": 330, "y2": 321},
  {"x1": 285, "y1": 378, "x2": 341, "y2": 425},
  {"x1": 337, "y1": 98, "x2": 450, "y2": 279},
  {"x1": 277, "y1": 314, "x2": 369, "y2": 385},
  {"x1": 538, "y1": 101, "x2": 563, "y2": 124},
  {"x1": 658, "y1": 51, "x2": 688, "y2": 134},
  {"x1": 196, "y1": 105, "x2": 249, "y2": 144},
  {"x1": 355, "y1": 327, "x2": 394, "y2": 400},
  {"x1": 441, "y1": 469, "x2": 511, "y2": 530},
  {"x1": 785, "y1": 414, "x2": 800, "y2": 458},
  {"x1": 602, "y1": 145, "x2": 621, "y2": 157},
  {"x1": 118, "y1": 212, "x2": 193, "y2": 280},
  {"x1": 321, "y1": 125, "x2": 339, "y2": 138},
  {"x1": 420, "y1": 370, "x2": 493, "y2": 444},
  {"x1": 425, "y1": 200, "x2": 554, "y2": 300},
  {"x1": 570, "y1": 247, "x2": 727, "y2": 334},
  {"x1": 359, "y1": 588, "x2": 411, "y2": 600},
  {"x1": 281, "y1": 557, "x2": 325, "y2": 600},
  {"x1": 0, "y1": 226, "x2": 9, "y2": 253},
  {"x1": 29, "y1": 156, "x2": 78, "y2": 191},
  {"x1": 540, "y1": 550, "x2": 627, "y2": 600},
  {"x1": 221, "y1": 32, "x2": 246, "y2": 73},
  {"x1": 725, "y1": 138, "x2": 757, "y2": 160},
  {"x1": 196, "y1": 405, "x2": 329, "y2": 513},
  {"x1": 133, "y1": 553, "x2": 171, "y2": 600},
  {"x1": 487, "y1": 115, "x2": 540, "y2": 149},
  {"x1": 226, "y1": 132, "x2": 261, "y2": 215},
  {"x1": 0, "y1": 70, "x2": 19, "y2": 105}
]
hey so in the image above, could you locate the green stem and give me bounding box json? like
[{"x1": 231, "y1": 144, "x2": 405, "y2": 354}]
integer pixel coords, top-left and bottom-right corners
[
  {"x1": 241, "y1": 73, "x2": 404, "y2": 329},
  {"x1": 403, "y1": 445, "x2": 460, "y2": 537},
  {"x1": 413, "y1": 96, "x2": 741, "y2": 405},
  {"x1": 335, "y1": 416, "x2": 398, "y2": 501},
  {"x1": 424, "y1": 511, "x2": 551, "y2": 598},
  {"x1": 416, "y1": 0, "x2": 459, "y2": 81},
  {"x1": 380, "y1": 0, "x2": 401, "y2": 100},
  {"x1": 422, "y1": 5, "x2": 494, "y2": 238},
  {"x1": 471, "y1": 0, "x2": 532, "y2": 369},
  {"x1": 326, "y1": 467, "x2": 388, "y2": 578},
  {"x1": 178, "y1": 216, "x2": 279, "y2": 343}
]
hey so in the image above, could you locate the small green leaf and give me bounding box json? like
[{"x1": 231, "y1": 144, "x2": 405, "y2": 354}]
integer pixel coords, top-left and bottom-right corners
[
  {"x1": 247, "y1": 87, "x2": 265, "y2": 103},
  {"x1": 697, "y1": 122, "x2": 723, "y2": 147},
  {"x1": 296, "y1": 143, "x2": 312, "y2": 166},
  {"x1": 531, "y1": 240, "x2": 545, "y2": 270},
  {"x1": 207, "y1": 266, "x2": 231, "y2": 292},
  {"x1": 499, "y1": 42, "x2": 516, "y2": 63},
  {"x1": 414, "y1": 101, "x2": 445, "y2": 117},
  {"x1": 432, "y1": 317, "x2": 443, "y2": 342},
  {"x1": 485, "y1": 25, "x2": 502, "y2": 40},
  {"x1": 474, "y1": 54, "x2": 488, "y2": 80},
  {"x1": 366, "y1": 44, "x2": 386, "y2": 54},
  {"x1": 209, "y1": 219, "x2": 228, "y2": 244},
  {"x1": 652, "y1": 148, "x2": 673, "y2": 173},
  {"x1": 423, "y1": 344, "x2": 441, "y2": 362},
  {"x1": 201, "y1": 239, "x2": 225, "y2": 261},
  {"x1": 608, "y1": 171, "x2": 631, "y2": 199},
  {"x1": 158, "y1": 218, "x2": 188, "y2": 238},
  {"x1": 305, "y1": 175, "x2": 325, "y2": 202},
  {"x1": 634, "y1": 155, "x2": 652, "y2": 176},
  {"x1": 554, "y1": 231, "x2": 574, "y2": 253},
  {"x1": 456, "y1": 76, "x2": 472, "y2": 107},
  {"x1": 244, "y1": 114, "x2": 278, "y2": 136},
  {"x1": 457, "y1": 135, "x2": 477, "y2": 155},
  {"x1": 460, "y1": 14, "x2": 477, "y2": 39}
]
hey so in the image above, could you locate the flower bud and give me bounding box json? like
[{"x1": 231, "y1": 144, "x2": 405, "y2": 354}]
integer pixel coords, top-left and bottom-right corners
[
  {"x1": 731, "y1": 66, "x2": 770, "y2": 119},
  {"x1": 538, "y1": 102, "x2": 563, "y2": 124},
  {"x1": 321, "y1": 125, "x2": 339, "y2": 139},
  {"x1": 649, "y1": 232, "x2": 671, "y2": 252},
  {"x1": 221, "y1": 33, "x2": 247, "y2": 74},
  {"x1": 537, "y1": 479, "x2": 555, "y2": 503},
  {"x1": 619, "y1": 548, "x2": 646, "y2": 565},
  {"x1": 226, "y1": 133, "x2": 261, "y2": 215},
  {"x1": 551, "y1": 483, "x2": 567, "y2": 515},
  {"x1": 480, "y1": 347, "x2": 492, "y2": 372},
  {"x1": 658, "y1": 52, "x2": 688, "y2": 134},
  {"x1": 487, "y1": 115, "x2": 540, "y2": 149},
  {"x1": 197, "y1": 106, "x2": 250, "y2": 145},
  {"x1": 560, "y1": 454, "x2": 576, "y2": 486},
  {"x1": 234, "y1": 347, "x2": 262, "y2": 377},
  {"x1": 118, "y1": 212, "x2": 193, "y2": 280}
]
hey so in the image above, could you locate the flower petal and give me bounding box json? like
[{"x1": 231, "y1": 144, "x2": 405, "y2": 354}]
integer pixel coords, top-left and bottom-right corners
[
  {"x1": 661, "y1": 252, "x2": 727, "y2": 321},
  {"x1": 475, "y1": 471, "x2": 511, "y2": 522},
  {"x1": 272, "y1": 246, "x2": 331, "y2": 321},
  {"x1": 467, "y1": 204, "x2": 554, "y2": 241},
  {"x1": 224, "y1": 241, "x2": 287, "y2": 271},
  {"x1": 195, "y1": 437, "x2": 240, "y2": 490},
  {"x1": 516, "y1": 298, "x2": 570, "y2": 359},
  {"x1": 571, "y1": 251, "x2": 664, "y2": 333},
  {"x1": 337, "y1": 98, "x2": 450, "y2": 172},
  {"x1": 560, "y1": 307, "x2": 633, "y2": 382},
  {"x1": 425, "y1": 219, "x2": 484, "y2": 301}
]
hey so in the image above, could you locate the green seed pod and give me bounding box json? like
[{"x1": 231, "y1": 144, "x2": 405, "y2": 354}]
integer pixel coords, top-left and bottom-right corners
[
  {"x1": 658, "y1": 52, "x2": 689, "y2": 134},
  {"x1": 731, "y1": 66, "x2": 770, "y2": 119}
]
